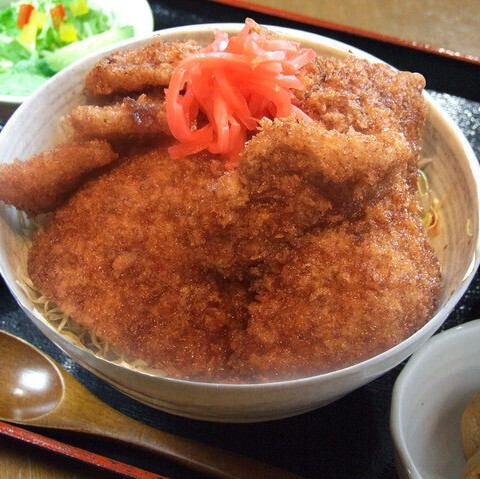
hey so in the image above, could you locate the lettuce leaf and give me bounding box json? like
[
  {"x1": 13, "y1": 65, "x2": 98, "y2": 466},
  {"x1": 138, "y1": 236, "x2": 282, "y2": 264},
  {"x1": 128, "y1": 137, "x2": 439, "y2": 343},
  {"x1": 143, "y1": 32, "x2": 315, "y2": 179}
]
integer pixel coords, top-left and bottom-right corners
[
  {"x1": 0, "y1": 59, "x2": 48, "y2": 96},
  {"x1": 0, "y1": 39, "x2": 30, "y2": 63},
  {"x1": 0, "y1": 5, "x2": 19, "y2": 37},
  {"x1": 0, "y1": 0, "x2": 128, "y2": 96}
]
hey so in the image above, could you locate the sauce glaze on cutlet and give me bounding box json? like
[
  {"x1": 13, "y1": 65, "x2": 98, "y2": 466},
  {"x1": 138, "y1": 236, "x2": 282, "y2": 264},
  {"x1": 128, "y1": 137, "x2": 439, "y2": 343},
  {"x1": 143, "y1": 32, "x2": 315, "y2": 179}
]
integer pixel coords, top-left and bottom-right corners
[{"x1": 12, "y1": 40, "x2": 441, "y2": 381}]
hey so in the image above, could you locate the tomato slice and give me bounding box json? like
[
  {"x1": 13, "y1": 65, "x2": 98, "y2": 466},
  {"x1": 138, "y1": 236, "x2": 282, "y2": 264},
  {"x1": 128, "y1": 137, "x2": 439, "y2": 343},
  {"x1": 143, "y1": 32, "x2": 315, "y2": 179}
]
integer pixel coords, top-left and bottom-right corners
[
  {"x1": 50, "y1": 4, "x2": 66, "y2": 28},
  {"x1": 17, "y1": 4, "x2": 34, "y2": 28}
]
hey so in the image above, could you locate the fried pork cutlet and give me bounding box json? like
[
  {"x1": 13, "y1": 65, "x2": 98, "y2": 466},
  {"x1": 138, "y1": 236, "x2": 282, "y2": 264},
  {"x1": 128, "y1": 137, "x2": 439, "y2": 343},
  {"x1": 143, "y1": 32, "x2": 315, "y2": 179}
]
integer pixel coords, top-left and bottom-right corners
[
  {"x1": 299, "y1": 56, "x2": 426, "y2": 149},
  {"x1": 242, "y1": 118, "x2": 411, "y2": 214},
  {"x1": 26, "y1": 147, "x2": 440, "y2": 381},
  {"x1": 229, "y1": 179, "x2": 441, "y2": 380},
  {"x1": 0, "y1": 140, "x2": 117, "y2": 215},
  {"x1": 85, "y1": 40, "x2": 200, "y2": 96},
  {"x1": 66, "y1": 93, "x2": 169, "y2": 141},
  {"x1": 21, "y1": 30, "x2": 440, "y2": 382},
  {"x1": 298, "y1": 56, "x2": 427, "y2": 186},
  {"x1": 196, "y1": 118, "x2": 412, "y2": 278},
  {"x1": 27, "y1": 148, "x2": 248, "y2": 380}
]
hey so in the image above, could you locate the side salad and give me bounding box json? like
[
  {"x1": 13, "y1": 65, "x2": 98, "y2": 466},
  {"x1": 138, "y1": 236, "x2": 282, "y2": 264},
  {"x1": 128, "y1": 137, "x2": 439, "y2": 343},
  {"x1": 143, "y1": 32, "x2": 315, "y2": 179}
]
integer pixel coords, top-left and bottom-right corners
[{"x1": 0, "y1": 0, "x2": 133, "y2": 97}]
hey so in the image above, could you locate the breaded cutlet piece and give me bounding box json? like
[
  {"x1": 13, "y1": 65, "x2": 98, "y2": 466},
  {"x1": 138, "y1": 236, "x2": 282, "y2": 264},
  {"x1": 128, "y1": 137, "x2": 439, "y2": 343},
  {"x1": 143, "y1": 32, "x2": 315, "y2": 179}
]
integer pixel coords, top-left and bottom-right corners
[
  {"x1": 66, "y1": 93, "x2": 170, "y2": 141},
  {"x1": 229, "y1": 178, "x2": 441, "y2": 380},
  {"x1": 85, "y1": 40, "x2": 200, "y2": 96},
  {"x1": 298, "y1": 56, "x2": 427, "y2": 150},
  {"x1": 298, "y1": 57, "x2": 427, "y2": 188},
  {"x1": 195, "y1": 118, "x2": 412, "y2": 278},
  {"x1": 242, "y1": 118, "x2": 411, "y2": 212},
  {"x1": 0, "y1": 140, "x2": 118, "y2": 215},
  {"x1": 28, "y1": 147, "x2": 248, "y2": 381}
]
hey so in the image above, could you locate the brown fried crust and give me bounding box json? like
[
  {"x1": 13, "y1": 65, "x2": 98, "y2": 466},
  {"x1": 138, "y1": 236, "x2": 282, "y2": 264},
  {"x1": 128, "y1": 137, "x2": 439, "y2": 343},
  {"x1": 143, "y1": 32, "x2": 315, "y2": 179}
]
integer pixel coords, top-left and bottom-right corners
[
  {"x1": 195, "y1": 118, "x2": 412, "y2": 278},
  {"x1": 229, "y1": 179, "x2": 441, "y2": 380},
  {"x1": 27, "y1": 148, "x2": 441, "y2": 381},
  {"x1": 298, "y1": 56, "x2": 426, "y2": 188},
  {"x1": 23, "y1": 41, "x2": 440, "y2": 381},
  {"x1": 299, "y1": 56, "x2": 426, "y2": 149},
  {"x1": 85, "y1": 40, "x2": 200, "y2": 96},
  {"x1": 0, "y1": 140, "x2": 118, "y2": 215},
  {"x1": 66, "y1": 93, "x2": 170, "y2": 141},
  {"x1": 27, "y1": 149, "x2": 248, "y2": 380},
  {"x1": 242, "y1": 118, "x2": 411, "y2": 209}
]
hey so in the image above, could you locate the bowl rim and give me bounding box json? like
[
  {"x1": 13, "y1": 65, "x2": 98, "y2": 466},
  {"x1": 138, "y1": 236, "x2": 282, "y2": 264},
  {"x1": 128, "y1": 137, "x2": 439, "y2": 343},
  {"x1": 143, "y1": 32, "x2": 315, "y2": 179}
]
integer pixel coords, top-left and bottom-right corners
[
  {"x1": 390, "y1": 318, "x2": 480, "y2": 479},
  {"x1": 1, "y1": 22, "x2": 480, "y2": 389},
  {"x1": 0, "y1": 0, "x2": 154, "y2": 105}
]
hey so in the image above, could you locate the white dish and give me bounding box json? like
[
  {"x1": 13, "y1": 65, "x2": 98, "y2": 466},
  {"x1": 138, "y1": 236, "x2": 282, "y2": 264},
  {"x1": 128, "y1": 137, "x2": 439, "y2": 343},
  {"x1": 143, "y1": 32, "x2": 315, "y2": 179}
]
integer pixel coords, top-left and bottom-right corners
[
  {"x1": 0, "y1": 0, "x2": 154, "y2": 116},
  {"x1": 391, "y1": 319, "x2": 480, "y2": 479},
  {"x1": 0, "y1": 23, "x2": 479, "y2": 422}
]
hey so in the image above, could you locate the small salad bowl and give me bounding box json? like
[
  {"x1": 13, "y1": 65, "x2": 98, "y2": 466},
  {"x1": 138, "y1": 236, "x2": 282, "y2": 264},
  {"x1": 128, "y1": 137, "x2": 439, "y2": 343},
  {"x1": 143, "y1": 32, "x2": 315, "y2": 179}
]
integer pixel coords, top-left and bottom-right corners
[{"x1": 0, "y1": 0, "x2": 153, "y2": 116}]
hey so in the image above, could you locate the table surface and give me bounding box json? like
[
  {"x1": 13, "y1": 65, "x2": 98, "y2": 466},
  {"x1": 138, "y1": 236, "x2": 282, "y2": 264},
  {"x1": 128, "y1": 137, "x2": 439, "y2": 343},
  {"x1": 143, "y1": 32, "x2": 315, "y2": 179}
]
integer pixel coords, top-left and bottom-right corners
[
  {"x1": 218, "y1": 0, "x2": 480, "y2": 60},
  {"x1": 0, "y1": 1, "x2": 479, "y2": 478}
]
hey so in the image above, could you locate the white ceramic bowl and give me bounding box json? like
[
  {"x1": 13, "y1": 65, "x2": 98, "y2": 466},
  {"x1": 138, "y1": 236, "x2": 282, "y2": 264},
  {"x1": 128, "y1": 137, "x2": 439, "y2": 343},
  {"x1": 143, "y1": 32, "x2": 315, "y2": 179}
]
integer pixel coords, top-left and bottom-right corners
[
  {"x1": 0, "y1": 0, "x2": 154, "y2": 116},
  {"x1": 0, "y1": 24, "x2": 479, "y2": 422},
  {"x1": 391, "y1": 319, "x2": 480, "y2": 479}
]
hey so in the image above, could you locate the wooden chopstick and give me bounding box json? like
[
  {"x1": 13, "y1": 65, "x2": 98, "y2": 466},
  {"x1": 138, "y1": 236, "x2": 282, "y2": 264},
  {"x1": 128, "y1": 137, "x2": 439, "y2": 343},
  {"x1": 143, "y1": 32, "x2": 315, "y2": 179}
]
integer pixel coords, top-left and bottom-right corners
[{"x1": 0, "y1": 420, "x2": 168, "y2": 479}]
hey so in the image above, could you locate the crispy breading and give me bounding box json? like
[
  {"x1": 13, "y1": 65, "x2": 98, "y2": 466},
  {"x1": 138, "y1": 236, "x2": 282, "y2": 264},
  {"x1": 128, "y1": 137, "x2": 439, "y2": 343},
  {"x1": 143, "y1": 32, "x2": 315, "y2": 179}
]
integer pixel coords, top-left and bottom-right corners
[
  {"x1": 195, "y1": 118, "x2": 412, "y2": 278},
  {"x1": 298, "y1": 56, "x2": 427, "y2": 149},
  {"x1": 229, "y1": 178, "x2": 441, "y2": 380},
  {"x1": 298, "y1": 56, "x2": 426, "y2": 187},
  {"x1": 20, "y1": 34, "x2": 440, "y2": 382},
  {"x1": 66, "y1": 93, "x2": 169, "y2": 141},
  {"x1": 242, "y1": 118, "x2": 411, "y2": 212},
  {"x1": 27, "y1": 148, "x2": 248, "y2": 380},
  {"x1": 0, "y1": 140, "x2": 118, "y2": 215},
  {"x1": 85, "y1": 40, "x2": 200, "y2": 96},
  {"x1": 27, "y1": 147, "x2": 440, "y2": 381}
]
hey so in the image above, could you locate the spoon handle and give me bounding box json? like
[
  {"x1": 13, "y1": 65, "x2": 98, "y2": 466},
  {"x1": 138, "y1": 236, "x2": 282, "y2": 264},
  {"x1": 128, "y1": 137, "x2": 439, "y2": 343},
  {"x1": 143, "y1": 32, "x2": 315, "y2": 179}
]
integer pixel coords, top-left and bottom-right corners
[{"x1": 47, "y1": 372, "x2": 303, "y2": 479}]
